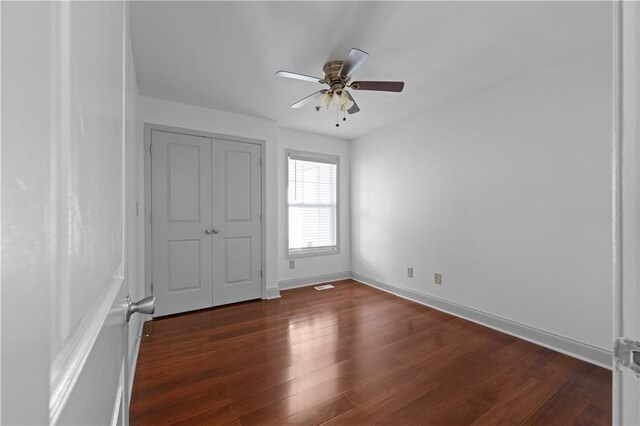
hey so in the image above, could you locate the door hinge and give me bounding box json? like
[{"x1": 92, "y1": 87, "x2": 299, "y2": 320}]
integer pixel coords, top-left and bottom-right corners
[
  {"x1": 259, "y1": 213, "x2": 262, "y2": 222},
  {"x1": 614, "y1": 337, "x2": 640, "y2": 377},
  {"x1": 149, "y1": 213, "x2": 153, "y2": 224},
  {"x1": 259, "y1": 157, "x2": 262, "y2": 166},
  {"x1": 136, "y1": 202, "x2": 140, "y2": 217},
  {"x1": 150, "y1": 282, "x2": 154, "y2": 294},
  {"x1": 260, "y1": 270, "x2": 263, "y2": 278},
  {"x1": 149, "y1": 144, "x2": 152, "y2": 156}
]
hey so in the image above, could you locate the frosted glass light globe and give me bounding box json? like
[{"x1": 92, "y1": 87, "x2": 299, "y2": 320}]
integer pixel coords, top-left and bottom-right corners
[
  {"x1": 332, "y1": 90, "x2": 348, "y2": 106},
  {"x1": 345, "y1": 99, "x2": 354, "y2": 110},
  {"x1": 318, "y1": 92, "x2": 332, "y2": 109}
]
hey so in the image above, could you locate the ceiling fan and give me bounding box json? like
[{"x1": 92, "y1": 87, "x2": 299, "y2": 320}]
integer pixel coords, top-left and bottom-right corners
[{"x1": 276, "y1": 48, "x2": 405, "y2": 127}]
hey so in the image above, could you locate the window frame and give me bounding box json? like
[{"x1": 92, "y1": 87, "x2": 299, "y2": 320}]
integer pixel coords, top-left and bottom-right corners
[{"x1": 285, "y1": 149, "x2": 340, "y2": 259}]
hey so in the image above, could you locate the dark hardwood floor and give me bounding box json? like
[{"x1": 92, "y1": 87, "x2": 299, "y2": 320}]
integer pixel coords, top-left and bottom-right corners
[{"x1": 130, "y1": 280, "x2": 611, "y2": 425}]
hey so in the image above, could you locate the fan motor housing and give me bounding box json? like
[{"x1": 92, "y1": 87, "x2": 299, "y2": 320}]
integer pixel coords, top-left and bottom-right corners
[{"x1": 323, "y1": 60, "x2": 346, "y2": 90}]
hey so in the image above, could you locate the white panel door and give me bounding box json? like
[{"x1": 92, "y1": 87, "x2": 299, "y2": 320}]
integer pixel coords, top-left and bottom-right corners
[
  {"x1": 2, "y1": 1, "x2": 137, "y2": 425},
  {"x1": 53, "y1": 2, "x2": 133, "y2": 424},
  {"x1": 152, "y1": 130, "x2": 214, "y2": 317},
  {"x1": 212, "y1": 139, "x2": 263, "y2": 305}
]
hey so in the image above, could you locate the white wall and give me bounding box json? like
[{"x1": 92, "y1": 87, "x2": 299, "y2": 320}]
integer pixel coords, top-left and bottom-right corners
[
  {"x1": 136, "y1": 96, "x2": 279, "y2": 294},
  {"x1": 277, "y1": 128, "x2": 351, "y2": 287},
  {"x1": 351, "y1": 43, "x2": 613, "y2": 352}
]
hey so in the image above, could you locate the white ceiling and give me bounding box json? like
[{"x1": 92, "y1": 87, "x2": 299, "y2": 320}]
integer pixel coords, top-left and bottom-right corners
[{"x1": 130, "y1": 1, "x2": 611, "y2": 140}]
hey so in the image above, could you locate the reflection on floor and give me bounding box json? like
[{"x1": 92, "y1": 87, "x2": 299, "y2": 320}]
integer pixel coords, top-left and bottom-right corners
[{"x1": 130, "y1": 279, "x2": 611, "y2": 425}]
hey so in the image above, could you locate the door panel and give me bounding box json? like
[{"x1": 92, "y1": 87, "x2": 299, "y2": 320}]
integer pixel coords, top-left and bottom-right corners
[
  {"x1": 168, "y1": 143, "x2": 202, "y2": 221},
  {"x1": 225, "y1": 150, "x2": 252, "y2": 221},
  {"x1": 212, "y1": 140, "x2": 263, "y2": 305},
  {"x1": 225, "y1": 237, "x2": 253, "y2": 283},
  {"x1": 152, "y1": 131, "x2": 214, "y2": 316},
  {"x1": 51, "y1": 1, "x2": 133, "y2": 424},
  {"x1": 168, "y1": 240, "x2": 202, "y2": 291}
]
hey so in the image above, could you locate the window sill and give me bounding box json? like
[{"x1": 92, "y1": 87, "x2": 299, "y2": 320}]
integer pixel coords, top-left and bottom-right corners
[{"x1": 287, "y1": 247, "x2": 340, "y2": 259}]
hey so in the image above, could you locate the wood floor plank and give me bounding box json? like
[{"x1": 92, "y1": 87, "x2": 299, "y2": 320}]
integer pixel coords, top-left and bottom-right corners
[{"x1": 130, "y1": 280, "x2": 611, "y2": 426}]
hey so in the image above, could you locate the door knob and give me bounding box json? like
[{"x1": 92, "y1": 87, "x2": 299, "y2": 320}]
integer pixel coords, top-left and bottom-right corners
[
  {"x1": 126, "y1": 295, "x2": 155, "y2": 322},
  {"x1": 205, "y1": 228, "x2": 219, "y2": 235}
]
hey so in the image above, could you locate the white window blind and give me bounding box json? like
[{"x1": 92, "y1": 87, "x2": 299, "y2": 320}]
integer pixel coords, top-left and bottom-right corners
[{"x1": 287, "y1": 153, "x2": 338, "y2": 255}]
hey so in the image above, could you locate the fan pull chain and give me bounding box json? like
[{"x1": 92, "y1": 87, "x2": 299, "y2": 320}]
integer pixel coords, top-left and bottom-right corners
[
  {"x1": 335, "y1": 105, "x2": 339, "y2": 127},
  {"x1": 343, "y1": 108, "x2": 347, "y2": 122}
]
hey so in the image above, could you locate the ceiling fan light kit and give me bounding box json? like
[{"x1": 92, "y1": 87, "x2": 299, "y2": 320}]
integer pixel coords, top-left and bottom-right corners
[
  {"x1": 276, "y1": 48, "x2": 405, "y2": 128},
  {"x1": 332, "y1": 89, "x2": 349, "y2": 106}
]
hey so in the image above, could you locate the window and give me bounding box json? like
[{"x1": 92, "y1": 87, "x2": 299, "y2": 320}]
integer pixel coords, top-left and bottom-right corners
[{"x1": 286, "y1": 151, "x2": 339, "y2": 257}]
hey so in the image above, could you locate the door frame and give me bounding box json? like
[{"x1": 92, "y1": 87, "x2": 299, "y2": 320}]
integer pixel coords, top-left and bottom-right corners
[
  {"x1": 613, "y1": 0, "x2": 640, "y2": 423},
  {"x1": 143, "y1": 123, "x2": 267, "y2": 307}
]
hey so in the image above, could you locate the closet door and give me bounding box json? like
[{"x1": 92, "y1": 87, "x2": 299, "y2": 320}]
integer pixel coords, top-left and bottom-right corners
[
  {"x1": 151, "y1": 130, "x2": 214, "y2": 316},
  {"x1": 211, "y1": 139, "x2": 263, "y2": 305}
]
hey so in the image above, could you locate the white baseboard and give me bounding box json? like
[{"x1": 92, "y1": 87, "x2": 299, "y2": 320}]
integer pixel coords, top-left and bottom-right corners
[
  {"x1": 264, "y1": 287, "x2": 281, "y2": 299},
  {"x1": 350, "y1": 272, "x2": 612, "y2": 370},
  {"x1": 125, "y1": 271, "x2": 612, "y2": 376},
  {"x1": 278, "y1": 271, "x2": 352, "y2": 291}
]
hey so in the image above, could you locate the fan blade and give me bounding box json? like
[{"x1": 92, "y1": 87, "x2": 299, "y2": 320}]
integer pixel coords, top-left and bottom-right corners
[
  {"x1": 276, "y1": 70, "x2": 325, "y2": 84},
  {"x1": 347, "y1": 92, "x2": 360, "y2": 114},
  {"x1": 351, "y1": 81, "x2": 404, "y2": 92},
  {"x1": 339, "y1": 48, "x2": 369, "y2": 79},
  {"x1": 290, "y1": 90, "x2": 328, "y2": 108}
]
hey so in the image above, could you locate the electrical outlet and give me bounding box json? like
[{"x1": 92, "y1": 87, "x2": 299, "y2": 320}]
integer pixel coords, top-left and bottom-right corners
[
  {"x1": 289, "y1": 260, "x2": 295, "y2": 269},
  {"x1": 434, "y1": 273, "x2": 442, "y2": 285},
  {"x1": 407, "y1": 267, "x2": 413, "y2": 278}
]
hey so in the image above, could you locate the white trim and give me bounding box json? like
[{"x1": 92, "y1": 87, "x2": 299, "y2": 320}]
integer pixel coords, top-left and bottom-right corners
[
  {"x1": 615, "y1": 1, "x2": 640, "y2": 423},
  {"x1": 127, "y1": 317, "x2": 144, "y2": 404},
  {"x1": 274, "y1": 271, "x2": 611, "y2": 367},
  {"x1": 264, "y1": 287, "x2": 281, "y2": 299},
  {"x1": 0, "y1": 3, "x2": 3, "y2": 419},
  {"x1": 350, "y1": 272, "x2": 612, "y2": 369},
  {"x1": 285, "y1": 149, "x2": 340, "y2": 259},
  {"x1": 49, "y1": 264, "x2": 125, "y2": 424},
  {"x1": 612, "y1": 1, "x2": 623, "y2": 423},
  {"x1": 287, "y1": 246, "x2": 340, "y2": 259},
  {"x1": 110, "y1": 361, "x2": 125, "y2": 426},
  {"x1": 278, "y1": 271, "x2": 351, "y2": 291}
]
